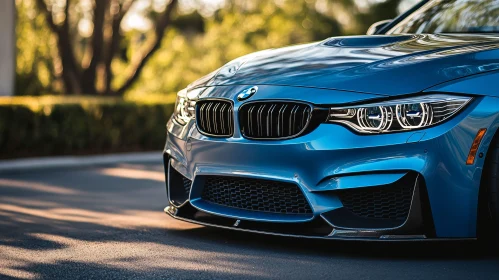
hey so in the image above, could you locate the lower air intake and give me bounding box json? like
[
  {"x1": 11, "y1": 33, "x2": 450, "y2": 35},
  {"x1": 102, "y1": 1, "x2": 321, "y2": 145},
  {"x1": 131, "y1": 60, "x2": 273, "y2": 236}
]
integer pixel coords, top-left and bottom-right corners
[
  {"x1": 201, "y1": 176, "x2": 312, "y2": 215},
  {"x1": 337, "y1": 183, "x2": 414, "y2": 221},
  {"x1": 168, "y1": 166, "x2": 192, "y2": 206}
]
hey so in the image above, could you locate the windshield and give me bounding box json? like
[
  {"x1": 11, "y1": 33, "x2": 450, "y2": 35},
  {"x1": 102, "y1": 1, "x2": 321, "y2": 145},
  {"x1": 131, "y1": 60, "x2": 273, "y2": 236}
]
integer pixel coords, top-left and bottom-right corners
[{"x1": 387, "y1": 0, "x2": 499, "y2": 34}]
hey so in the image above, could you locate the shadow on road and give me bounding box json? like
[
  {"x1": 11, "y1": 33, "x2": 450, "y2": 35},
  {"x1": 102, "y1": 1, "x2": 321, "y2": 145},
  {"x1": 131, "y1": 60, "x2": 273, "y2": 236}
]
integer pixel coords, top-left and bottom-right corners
[
  {"x1": 1, "y1": 163, "x2": 498, "y2": 279},
  {"x1": 166, "y1": 226, "x2": 493, "y2": 260}
]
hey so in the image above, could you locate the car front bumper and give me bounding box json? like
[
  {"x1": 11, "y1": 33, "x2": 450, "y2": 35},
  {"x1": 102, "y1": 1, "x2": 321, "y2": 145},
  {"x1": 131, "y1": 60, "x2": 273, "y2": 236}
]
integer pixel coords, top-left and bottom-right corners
[{"x1": 163, "y1": 85, "x2": 499, "y2": 240}]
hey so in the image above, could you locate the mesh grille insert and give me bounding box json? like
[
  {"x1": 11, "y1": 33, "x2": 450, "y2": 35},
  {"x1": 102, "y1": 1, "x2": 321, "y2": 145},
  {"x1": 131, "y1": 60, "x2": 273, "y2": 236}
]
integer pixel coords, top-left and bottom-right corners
[
  {"x1": 337, "y1": 184, "x2": 414, "y2": 220},
  {"x1": 182, "y1": 176, "x2": 191, "y2": 195},
  {"x1": 201, "y1": 176, "x2": 312, "y2": 215}
]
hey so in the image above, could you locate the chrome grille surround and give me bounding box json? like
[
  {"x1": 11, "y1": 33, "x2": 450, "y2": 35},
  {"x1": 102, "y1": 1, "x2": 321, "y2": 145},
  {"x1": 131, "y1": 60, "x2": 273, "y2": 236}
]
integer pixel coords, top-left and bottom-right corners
[
  {"x1": 196, "y1": 99, "x2": 234, "y2": 137},
  {"x1": 239, "y1": 101, "x2": 313, "y2": 139}
]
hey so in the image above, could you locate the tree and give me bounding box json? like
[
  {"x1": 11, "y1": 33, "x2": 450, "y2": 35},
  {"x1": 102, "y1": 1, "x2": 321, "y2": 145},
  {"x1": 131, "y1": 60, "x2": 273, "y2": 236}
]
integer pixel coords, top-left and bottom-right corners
[
  {"x1": 131, "y1": 0, "x2": 406, "y2": 95},
  {"x1": 22, "y1": 0, "x2": 407, "y2": 96},
  {"x1": 35, "y1": 0, "x2": 178, "y2": 96},
  {"x1": 16, "y1": 0, "x2": 56, "y2": 95}
]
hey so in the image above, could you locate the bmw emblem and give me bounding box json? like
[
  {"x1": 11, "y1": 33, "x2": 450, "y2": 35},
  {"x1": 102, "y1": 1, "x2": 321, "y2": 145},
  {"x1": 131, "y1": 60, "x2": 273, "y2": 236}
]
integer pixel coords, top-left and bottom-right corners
[{"x1": 237, "y1": 86, "x2": 258, "y2": 101}]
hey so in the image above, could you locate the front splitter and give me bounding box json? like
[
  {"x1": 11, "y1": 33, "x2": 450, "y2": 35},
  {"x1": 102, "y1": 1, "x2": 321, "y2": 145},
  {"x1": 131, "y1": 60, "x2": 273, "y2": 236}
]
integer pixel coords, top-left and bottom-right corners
[{"x1": 164, "y1": 205, "x2": 475, "y2": 242}]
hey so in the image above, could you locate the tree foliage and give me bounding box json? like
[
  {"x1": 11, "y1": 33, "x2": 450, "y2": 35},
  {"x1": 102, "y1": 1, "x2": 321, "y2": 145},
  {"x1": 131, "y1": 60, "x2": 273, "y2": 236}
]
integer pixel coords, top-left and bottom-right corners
[{"x1": 16, "y1": 0, "x2": 408, "y2": 96}]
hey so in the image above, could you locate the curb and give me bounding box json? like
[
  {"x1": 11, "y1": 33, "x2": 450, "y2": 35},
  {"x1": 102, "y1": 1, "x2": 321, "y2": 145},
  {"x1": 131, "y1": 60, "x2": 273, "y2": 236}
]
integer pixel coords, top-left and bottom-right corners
[{"x1": 0, "y1": 151, "x2": 163, "y2": 174}]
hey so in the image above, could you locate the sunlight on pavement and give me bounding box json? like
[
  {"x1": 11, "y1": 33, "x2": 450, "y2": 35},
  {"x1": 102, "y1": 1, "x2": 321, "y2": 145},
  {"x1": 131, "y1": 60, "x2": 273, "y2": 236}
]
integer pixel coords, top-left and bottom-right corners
[
  {"x1": 0, "y1": 203, "x2": 184, "y2": 229},
  {"x1": 0, "y1": 233, "x2": 269, "y2": 279},
  {"x1": 2, "y1": 198, "x2": 62, "y2": 208},
  {"x1": 0, "y1": 264, "x2": 38, "y2": 279},
  {"x1": 98, "y1": 167, "x2": 165, "y2": 182},
  {"x1": 0, "y1": 179, "x2": 81, "y2": 195},
  {"x1": 117, "y1": 163, "x2": 165, "y2": 171}
]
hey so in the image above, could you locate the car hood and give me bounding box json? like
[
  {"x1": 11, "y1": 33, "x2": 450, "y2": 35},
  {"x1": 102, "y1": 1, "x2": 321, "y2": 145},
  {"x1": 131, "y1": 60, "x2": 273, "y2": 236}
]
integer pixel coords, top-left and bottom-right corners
[{"x1": 189, "y1": 34, "x2": 499, "y2": 96}]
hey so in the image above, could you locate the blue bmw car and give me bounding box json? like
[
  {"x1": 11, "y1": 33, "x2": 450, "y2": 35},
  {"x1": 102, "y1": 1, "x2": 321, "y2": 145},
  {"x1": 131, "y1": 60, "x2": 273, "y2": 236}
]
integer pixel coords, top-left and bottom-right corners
[{"x1": 163, "y1": 0, "x2": 499, "y2": 242}]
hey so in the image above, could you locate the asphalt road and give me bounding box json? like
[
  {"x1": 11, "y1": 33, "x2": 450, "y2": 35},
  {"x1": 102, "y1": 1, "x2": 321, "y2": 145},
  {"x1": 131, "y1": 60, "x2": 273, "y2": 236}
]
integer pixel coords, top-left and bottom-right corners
[{"x1": 1, "y1": 161, "x2": 499, "y2": 279}]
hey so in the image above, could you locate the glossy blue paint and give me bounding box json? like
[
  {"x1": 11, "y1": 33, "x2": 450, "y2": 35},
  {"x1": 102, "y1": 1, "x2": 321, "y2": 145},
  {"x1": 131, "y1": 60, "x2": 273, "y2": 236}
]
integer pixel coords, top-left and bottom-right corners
[
  {"x1": 316, "y1": 173, "x2": 408, "y2": 191},
  {"x1": 188, "y1": 34, "x2": 499, "y2": 96},
  {"x1": 164, "y1": 17, "x2": 499, "y2": 238},
  {"x1": 427, "y1": 70, "x2": 499, "y2": 97}
]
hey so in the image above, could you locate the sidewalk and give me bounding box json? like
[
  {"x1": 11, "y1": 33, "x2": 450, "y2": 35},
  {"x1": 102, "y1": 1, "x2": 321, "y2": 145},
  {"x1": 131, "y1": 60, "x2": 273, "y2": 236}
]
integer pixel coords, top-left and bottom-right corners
[{"x1": 0, "y1": 151, "x2": 163, "y2": 174}]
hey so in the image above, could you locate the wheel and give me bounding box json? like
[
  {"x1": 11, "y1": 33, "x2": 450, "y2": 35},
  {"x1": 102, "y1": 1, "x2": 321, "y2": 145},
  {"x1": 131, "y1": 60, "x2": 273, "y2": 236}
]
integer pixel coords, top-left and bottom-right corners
[{"x1": 478, "y1": 131, "x2": 499, "y2": 247}]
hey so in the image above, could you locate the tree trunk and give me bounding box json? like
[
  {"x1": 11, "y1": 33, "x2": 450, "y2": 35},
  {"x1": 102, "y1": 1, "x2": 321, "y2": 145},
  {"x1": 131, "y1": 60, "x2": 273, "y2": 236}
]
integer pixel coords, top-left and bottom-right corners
[
  {"x1": 36, "y1": 0, "x2": 177, "y2": 96},
  {"x1": 81, "y1": 0, "x2": 110, "y2": 95},
  {"x1": 115, "y1": 0, "x2": 179, "y2": 96}
]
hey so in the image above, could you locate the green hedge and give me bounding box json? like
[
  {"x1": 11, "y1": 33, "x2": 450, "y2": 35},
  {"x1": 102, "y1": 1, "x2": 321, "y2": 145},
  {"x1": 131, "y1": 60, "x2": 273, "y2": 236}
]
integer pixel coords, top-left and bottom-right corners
[{"x1": 0, "y1": 96, "x2": 175, "y2": 159}]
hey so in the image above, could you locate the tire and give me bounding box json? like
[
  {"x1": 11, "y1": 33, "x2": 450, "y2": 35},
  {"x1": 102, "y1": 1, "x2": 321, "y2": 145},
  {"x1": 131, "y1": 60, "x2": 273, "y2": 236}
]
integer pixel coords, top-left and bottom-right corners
[{"x1": 479, "y1": 132, "x2": 499, "y2": 247}]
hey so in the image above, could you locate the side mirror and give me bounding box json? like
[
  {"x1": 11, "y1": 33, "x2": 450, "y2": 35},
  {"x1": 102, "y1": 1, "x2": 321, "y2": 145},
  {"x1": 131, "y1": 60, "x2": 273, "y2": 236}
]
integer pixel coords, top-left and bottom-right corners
[{"x1": 367, "y1": 19, "x2": 392, "y2": 35}]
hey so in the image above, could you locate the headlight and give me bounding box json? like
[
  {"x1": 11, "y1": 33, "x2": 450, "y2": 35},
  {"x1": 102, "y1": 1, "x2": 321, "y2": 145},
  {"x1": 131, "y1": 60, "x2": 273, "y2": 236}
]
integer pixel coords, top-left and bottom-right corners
[
  {"x1": 173, "y1": 89, "x2": 196, "y2": 125},
  {"x1": 327, "y1": 94, "x2": 472, "y2": 134}
]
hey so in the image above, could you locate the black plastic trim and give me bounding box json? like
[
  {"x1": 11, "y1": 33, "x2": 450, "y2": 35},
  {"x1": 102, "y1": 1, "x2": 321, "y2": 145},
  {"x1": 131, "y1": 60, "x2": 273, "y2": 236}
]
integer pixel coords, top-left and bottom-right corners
[
  {"x1": 238, "y1": 100, "x2": 314, "y2": 140},
  {"x1": 321, "y1": 173, "x2": 437, "y2": 238},
  {"x1": 174, "y1": 203, "x2": 333, "y2": 237},
  {"x1": 195, "y1": 98, "x2": 235, "y2": 138}
]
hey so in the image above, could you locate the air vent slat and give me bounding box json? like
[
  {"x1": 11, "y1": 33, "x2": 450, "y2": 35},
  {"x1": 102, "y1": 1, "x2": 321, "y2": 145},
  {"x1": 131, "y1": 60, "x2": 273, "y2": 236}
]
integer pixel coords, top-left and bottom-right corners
[
  {"x1": 301, "y1": 107, "x2": 309, "y2": 131},
  {"x1": 199, "y1": 103, "x2": 206, "y2": 129},
  {"x1": 290, "y1": 105, "x2": 298, "y2": 135}
]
